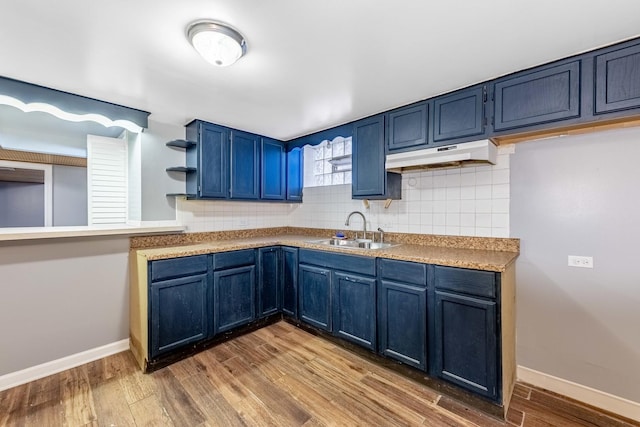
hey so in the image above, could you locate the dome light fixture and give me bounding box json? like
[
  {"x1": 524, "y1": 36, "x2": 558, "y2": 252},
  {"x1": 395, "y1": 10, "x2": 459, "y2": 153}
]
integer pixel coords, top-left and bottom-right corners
[{"x1": 187, "y1": 20, "x2": 247, "y2": 67}]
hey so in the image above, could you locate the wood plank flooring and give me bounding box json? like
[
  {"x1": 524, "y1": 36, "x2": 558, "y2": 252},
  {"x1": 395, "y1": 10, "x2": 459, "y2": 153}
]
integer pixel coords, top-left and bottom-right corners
[{"x1": 1, "y1": 321, "x2": 637, "y2": 426}]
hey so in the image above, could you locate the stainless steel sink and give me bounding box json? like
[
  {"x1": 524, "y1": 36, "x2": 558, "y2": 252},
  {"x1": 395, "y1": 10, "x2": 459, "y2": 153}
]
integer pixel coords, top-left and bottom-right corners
[{"x1": 306, "y1": 238, "x2": 399, "y2": 250}]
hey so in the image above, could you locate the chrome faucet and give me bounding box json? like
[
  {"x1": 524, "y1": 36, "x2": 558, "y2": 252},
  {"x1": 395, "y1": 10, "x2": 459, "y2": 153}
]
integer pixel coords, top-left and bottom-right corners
[{"x1": 345, "y1": 211, "x2": 367, "y2": 240}]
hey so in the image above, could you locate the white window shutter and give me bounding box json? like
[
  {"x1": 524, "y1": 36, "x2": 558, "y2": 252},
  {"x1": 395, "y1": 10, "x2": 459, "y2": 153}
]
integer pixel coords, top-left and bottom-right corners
[{"x1": 87, "y1": 135, "x2": 128, "y2": 225}]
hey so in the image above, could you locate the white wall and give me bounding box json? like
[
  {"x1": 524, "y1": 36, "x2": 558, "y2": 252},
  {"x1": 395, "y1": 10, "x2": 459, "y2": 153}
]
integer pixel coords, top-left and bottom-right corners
[
  {"x1": 0, "y1": 236, "x2": 130, "y2": 376},
  {"x1": 178, "y1": 145, "x2": 512, "y2": 238},
  {"x1": 0, "y1": 182, "x2": 44, "y2": 227},
  {"x1": 511, "y1": 127, "x2": 640, "y2": 403},
  {"x1": 140, "y1": 120, "x2": 186, "y2": 221},
  {"x1": 128, "y1": 132, "x2": 142, "y2": 222},
  {"x1": 176, "y1": 198, "x2": 291, "y2": 232},
  {"x1": 288, "y1": 146, "x2": 511, "y2": 236},
  {"x1": 52, "y1": 165, "x2": 87, "y2": 226}
]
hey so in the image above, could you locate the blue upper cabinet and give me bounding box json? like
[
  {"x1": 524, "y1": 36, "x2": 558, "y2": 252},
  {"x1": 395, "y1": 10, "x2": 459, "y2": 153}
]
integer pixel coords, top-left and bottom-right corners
[
  {"x1": 260, "y1": 138, "x2": 286, "y2": 200},
  {"x1": 433, "y1": 85, "x2": 486, "y2": 144},
  {"x1": 286, "y1": 147, "x2": 303, "y2": 202},
  {"x1": 230, "y1": 130, "x2": 260, "y2": 200},
  {"x1": 493, "y1": 61, "x2": 581, "y2": 132},
  {"x1": 386, "y1": 101, "x2": 430, "y2": 153},
  {"x1": 594, "y1": 42, "x2": 640, "y2": 115},
  {"x1": 352, "y1": 115, "x2": 401, "y2": 199},
  {"x1": 186, "y1": 121, "x2": 229, "y2": 199},
  {"x1": 183, "y1": 120, "x2": 302, "y2": 202}
]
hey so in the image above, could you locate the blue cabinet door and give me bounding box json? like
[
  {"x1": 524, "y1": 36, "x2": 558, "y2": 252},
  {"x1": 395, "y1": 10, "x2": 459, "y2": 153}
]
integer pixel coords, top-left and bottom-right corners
[
  {"x1": 196, "y1": 122, "x2": 229, "y2": 198},
  {"x1": 213, "y1": 265, "x2": 256, "y2": 334},
  {"x1": 352, "y1": 115, "x2": 384, "y2": 197},
  {"x1": 230, "y1": 130, "x2": 260, "y2": 199},
  {"x1": 595, "y1": 43, "x2": 640, "y2": 114},
  {"x1": 378, "y1": 280, "x2": 427, "y2": 371},
  {"x1": 286, "y1": 147, "x2": 303, "y2": 201},
  {"x1": 332, "y1": 271, "x2": 376, "y2": 351},
  {"x1": 298, "y1": 264, "x2": 332, "y2": 331},
  {"x1": 434, "y1": 290, "x2": 498, "y2": 400},
  {"x1": 258, "y1": 247, "x2": 280, "y2": 317},
  {"x1": 493, "y1": 61, "x2": 581, "y2": 131},
  {"x1": 261, "y1": 138, "x2": 286, "y2": 200},
  {"x1": 433, "y1": 85, "x2": 486, "y2": 143},
  {"x1": 149, "y1": 273, "x2": 209, "y2": 358},
  {"x1": 281, "y1": 247, "x2": 298, "y2": 318},
  {"x1": 352, "y1": 115, "x2": 401, "y2": 199},
  {"x1": 387, "y1": 102, "x2": 430, "y2": 152}
]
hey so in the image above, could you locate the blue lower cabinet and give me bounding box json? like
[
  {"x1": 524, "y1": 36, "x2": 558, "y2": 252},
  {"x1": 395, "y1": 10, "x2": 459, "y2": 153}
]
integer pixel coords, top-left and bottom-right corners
[
  {"x1": 378, "y1": 280, "x2": 427, "y2": 371},
  {"x1": 149, "y1": 273, "x2": 209, "y2": 358},
  {"x1": 332, "y1": 272, "x2": 377, "y2": 351},
  {"x1": 298, "y1": 264, "x2": 332, "y2": 331},
  {"x1": 258, "y1": 247, "x2": 281, "y2": 317},
  {"x1": 213, "y1": 265, "x2": 256, "y2": 334},
  {"x1": 281, "y1": 247, "x2": 299, "y2": 318},
  {"x1": 434, "y1": 290, "x2": 498, "y2": 400}
]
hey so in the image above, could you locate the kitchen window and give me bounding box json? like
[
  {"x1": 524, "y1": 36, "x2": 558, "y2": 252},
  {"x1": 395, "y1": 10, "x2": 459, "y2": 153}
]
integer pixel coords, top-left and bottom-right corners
[{"x1": 303, "y1": 136, "x2": 352, "y2": 187}]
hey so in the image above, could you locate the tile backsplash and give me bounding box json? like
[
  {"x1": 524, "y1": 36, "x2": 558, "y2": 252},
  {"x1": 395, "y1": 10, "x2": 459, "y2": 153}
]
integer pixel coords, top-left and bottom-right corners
[{"x1": 177, "y1": 146, "x2": 513, "y2": 237}]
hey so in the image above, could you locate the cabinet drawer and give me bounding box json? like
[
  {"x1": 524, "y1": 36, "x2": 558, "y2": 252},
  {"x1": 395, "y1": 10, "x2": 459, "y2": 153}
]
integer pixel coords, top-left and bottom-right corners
[
  {"x1": 150, "y1": 255, "x2": 208, "y2": 282},
  {"x1": 434, "y1": 266, "x2": 496, "y2": 299},
  {"x1": 378, "y1": 258, "x2": 427, "y2": 286},
  {"x1": 299, "y1": 249, "x2": 376, "y2": 276},
  {"x1": 213, "y1": 249, "x2": 255, "y2": 270}
]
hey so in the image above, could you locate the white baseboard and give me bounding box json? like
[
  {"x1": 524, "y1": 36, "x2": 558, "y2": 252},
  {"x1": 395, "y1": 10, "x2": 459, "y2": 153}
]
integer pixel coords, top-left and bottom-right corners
[
  {"x1": 517, "y1": 365, "x2": 640, "y2": 422},
  {"x1": 0, "y1": 339, "x2": 130, "y2": 392}
]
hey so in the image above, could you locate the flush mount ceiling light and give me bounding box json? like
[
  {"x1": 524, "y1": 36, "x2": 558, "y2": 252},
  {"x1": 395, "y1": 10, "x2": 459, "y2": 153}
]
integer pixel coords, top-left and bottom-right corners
[{"x1": 187, "y1": 20, "x2": 247, "y2": 67}]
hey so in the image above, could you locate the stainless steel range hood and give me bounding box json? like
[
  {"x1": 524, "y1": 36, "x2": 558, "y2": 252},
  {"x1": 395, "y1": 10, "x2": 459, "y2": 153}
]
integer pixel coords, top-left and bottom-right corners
[{"x1": 385, "y1": 139, "x2": 497, "y2": 172}]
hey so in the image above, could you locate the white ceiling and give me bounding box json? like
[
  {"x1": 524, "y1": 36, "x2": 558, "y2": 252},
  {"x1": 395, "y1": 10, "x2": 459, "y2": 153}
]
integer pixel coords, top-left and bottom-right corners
[{"x1": 1, "y1": 1, "x2": 639, "y2": 141}]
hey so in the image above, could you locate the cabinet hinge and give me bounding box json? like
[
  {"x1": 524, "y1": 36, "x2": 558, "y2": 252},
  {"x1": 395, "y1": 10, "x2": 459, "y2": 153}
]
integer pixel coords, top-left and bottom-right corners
[{"x1": 482, "y1": 86, "x2": 488, "y2": 103}]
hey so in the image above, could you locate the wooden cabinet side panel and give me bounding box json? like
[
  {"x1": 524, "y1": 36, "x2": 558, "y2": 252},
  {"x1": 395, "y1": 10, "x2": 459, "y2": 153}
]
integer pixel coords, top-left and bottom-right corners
[
  {"x1": 129, "y1": 252, "x2": 149, "y2": 371},
  {"x1": 500, "y1": 264, "x2": 516, "y2": 414}
]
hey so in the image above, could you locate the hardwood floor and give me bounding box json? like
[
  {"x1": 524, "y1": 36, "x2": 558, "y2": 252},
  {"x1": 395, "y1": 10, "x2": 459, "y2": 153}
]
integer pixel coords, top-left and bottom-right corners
[{"x1": 1, "y1": 321, "x2": 637, "y2": 427}]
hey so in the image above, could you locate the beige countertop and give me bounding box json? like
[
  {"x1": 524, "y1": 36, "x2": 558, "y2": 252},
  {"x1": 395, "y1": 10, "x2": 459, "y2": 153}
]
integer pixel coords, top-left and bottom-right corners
[
  {"x1": 0, "y1": 224, "x2": 185, "y2": 242},
  {"x1": 134, "y1": 233, "x2": 518, "y2": 272}
]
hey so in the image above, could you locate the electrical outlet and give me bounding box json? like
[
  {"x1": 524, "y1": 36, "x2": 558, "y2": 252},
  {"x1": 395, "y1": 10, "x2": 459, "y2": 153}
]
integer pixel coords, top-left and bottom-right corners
[{"x1": 568, "y1": 255, "x2": 593, "y2": 269}]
